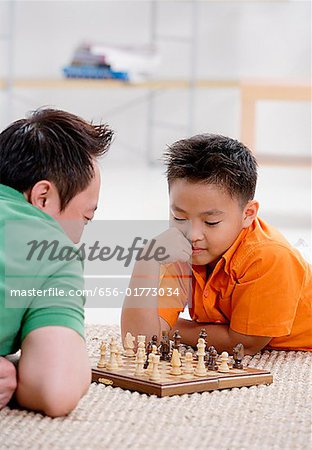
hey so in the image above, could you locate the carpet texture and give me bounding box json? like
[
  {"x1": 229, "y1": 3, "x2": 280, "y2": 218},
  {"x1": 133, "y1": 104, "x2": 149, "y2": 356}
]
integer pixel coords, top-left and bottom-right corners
[{"x1": 0, "y1": 324, "x2": 311, "y2": 450}]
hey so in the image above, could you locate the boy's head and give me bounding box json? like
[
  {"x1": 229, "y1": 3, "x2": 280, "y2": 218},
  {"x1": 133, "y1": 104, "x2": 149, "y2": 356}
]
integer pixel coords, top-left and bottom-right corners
[
  {"x1": 164, "y1": 134, "x2": 259, "y2": 267},
  {"x1": 0, "y1": 108, "x2": 113, "y2": 243}
]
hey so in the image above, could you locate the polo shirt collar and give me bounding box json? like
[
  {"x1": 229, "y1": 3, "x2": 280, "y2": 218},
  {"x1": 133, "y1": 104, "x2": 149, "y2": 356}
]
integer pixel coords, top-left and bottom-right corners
[{"x1": 0, "y1": 183, "x2": 26, "y2": 203}]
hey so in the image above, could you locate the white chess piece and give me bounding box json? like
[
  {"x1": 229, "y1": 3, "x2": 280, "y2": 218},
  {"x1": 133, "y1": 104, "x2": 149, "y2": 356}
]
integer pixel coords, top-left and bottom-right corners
[
  {"x1": 106, "y1": 349, "x2": 118, "y2": 370},
  {"x1": 152, "y1": 345, "x2": 157, "y2": 354},
  {"x1": 150, "y1": 354, "x2": 161, "y2": 381},
  {"x1": 123, "y1": 332, "x2": 135, "y2": 357},
  {"x1": 170, "y1": 349, "x2": 182, "y2": 375},
  {"x1": 146, "y1": 352, "x2": 154, "y2": 376},
  {"x1": 194, "y1": 338, "x2": 207, "y2": 377},
  {"x1": 97, "y1": 341, "x2": 106, "y2": 368},
  {"x1": 116, "y1": 346, "x2": 123, "y2": 367},
  {"x1": 137, "y1": 335, "x2": 146, "y2": 350},
  {"x1": 183, "y1": 352, "x2": 194, "y2": 375},
  {"x1": 218, "y1": 351, "x2": 230, "y2": 373},
  {"x1": 134, "y1": 347, "x2": 145, "y2": 376}
]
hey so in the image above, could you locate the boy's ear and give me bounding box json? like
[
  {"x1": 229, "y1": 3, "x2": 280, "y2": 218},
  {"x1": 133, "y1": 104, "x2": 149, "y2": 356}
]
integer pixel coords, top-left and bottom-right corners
[
  {"x1": 242, "y1": 200, "x2": 259, "y2": 228},
  {"x1": 24, "y1": 180, "x2": 60, "y2": 213}
]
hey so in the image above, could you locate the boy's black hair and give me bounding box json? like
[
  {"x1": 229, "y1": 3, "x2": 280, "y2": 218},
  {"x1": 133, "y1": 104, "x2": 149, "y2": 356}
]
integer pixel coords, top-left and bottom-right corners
[
  {"x1": 0, "y1": 108, "x2": 113, "y2": 210},
  {"x1": 164, "y1": 134, "x2": 258, "y2": 206}
]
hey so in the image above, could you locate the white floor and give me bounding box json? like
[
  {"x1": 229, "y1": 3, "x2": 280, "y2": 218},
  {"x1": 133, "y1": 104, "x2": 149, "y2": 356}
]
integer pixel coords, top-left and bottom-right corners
[{"x1": 85, "y1": 159, "x2": 311, "y2": 326}]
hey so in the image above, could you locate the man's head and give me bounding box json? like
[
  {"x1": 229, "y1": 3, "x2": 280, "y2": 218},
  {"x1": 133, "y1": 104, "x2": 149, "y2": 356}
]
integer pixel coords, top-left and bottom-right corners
[
  {"x1": 164, "y1": 134, "x2": 259, "y2": 267},
  {"x1": 0, "y1": 108, "x2": 113, "y2": 242}
]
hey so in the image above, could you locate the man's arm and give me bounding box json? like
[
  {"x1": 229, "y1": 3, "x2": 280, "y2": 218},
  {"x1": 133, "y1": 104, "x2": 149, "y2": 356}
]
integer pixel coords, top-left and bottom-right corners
[
  {"x1": 169, "y1": 318, "x2": 271, "y2": 355},
  {"x1": 15, "y1": 326, "x2": 91, "y2": 417},
  {"x1": 0, "y1": 357, "x2": 17, "y2": 409}
]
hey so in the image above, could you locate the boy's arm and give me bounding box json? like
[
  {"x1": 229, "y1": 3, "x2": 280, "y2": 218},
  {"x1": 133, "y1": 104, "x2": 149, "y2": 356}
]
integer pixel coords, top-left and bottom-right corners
[
  {"x1": 15, "y1": 326, "x2": 91, "y2": 417},
  {"x1": 121, "y1": 228, "x2": 192, "y2": 344},
  {"x1": 121, "y1": 258, "x2": 163, "y2": 344},
  {"x1": 168, "y1": 318, "x2": 272, "y2": 355}
]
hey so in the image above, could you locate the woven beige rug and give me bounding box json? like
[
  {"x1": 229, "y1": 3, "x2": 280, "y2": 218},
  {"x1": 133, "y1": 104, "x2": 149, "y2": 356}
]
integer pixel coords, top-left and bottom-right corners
[{"x1": 0, "y1": 324, "x2": 311, "y2": 450}]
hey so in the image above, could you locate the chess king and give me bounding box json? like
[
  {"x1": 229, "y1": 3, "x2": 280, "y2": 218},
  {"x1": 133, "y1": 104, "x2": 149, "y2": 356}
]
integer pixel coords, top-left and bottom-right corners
[{"x1": 121, "y1": 134, "x2": 312, "y2": 354}]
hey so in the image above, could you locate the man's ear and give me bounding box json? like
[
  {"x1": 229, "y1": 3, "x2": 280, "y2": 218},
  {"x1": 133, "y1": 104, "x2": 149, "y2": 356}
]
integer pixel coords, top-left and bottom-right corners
[
  {"x1": 24, "y1": 180, "x2": 60, "y2": 213},
  {"x1": 242, "y1": 200, "x2": 259, "y2": 228}
]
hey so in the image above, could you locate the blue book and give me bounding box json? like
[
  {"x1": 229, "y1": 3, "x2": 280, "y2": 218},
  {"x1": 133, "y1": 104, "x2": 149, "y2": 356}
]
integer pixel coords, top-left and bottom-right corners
[{"x1": 63, "y1": 65, "x2": 129, "y2": 81}]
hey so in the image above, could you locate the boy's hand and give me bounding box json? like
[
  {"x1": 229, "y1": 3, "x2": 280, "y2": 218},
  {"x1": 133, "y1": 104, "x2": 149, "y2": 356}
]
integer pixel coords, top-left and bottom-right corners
[
  {"x1": 0, "y1": 357, "x2": 17, "y2": 409},
  {"x1": 152, "y1": 227, "x2": 192, "y2": 264}
]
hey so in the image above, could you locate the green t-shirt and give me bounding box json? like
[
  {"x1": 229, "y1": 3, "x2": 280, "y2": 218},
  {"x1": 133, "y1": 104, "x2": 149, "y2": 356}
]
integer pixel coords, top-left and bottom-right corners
[{"x1": 0, "y1": 184, "x2": 85, "y2": 356}]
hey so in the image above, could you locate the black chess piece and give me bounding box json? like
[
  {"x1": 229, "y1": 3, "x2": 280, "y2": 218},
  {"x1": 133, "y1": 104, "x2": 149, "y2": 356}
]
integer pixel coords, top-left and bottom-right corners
[
  {"x1": 159, "y1": 330, "x2": 171, "y2": 361},
  {"x1": 172, "y1": 330, "x2": 182, "y2": 350},
  {"x1": 207, "y1": 345, "x2": 218, "y2": 371},
  {"x1": 233, "y1": 343, "x2": 244, "y2": 369}
]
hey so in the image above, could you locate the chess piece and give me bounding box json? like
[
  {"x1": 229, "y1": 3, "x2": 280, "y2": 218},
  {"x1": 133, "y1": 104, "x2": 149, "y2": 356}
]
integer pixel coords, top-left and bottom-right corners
[
  {"x1": 97, "y1": 341, "x2": 106, "y2": 368},
  {"x1": 218, "y1": 351, "x2": 230, "y2": 373},
  {"x1": 199, "y1": 329, "x2": 208, "y2": 350},
  {"x1": 123, "y1": 332, "x2": 135, "y2": 357},
  {"x1": 146, "y1": 334, "x2": 158, "y2": 356},
  {"x1": 150, "y1": 354, "x2": 161, "y2": 381},
  {"x1": 137, "y1": 335, "x2": 146, "y2": 348},
  {"x1": 134, "y1": 348, "x2": 145, "y2": 376},
  {"x1": 170, "y1": 349, "x2": 182, "y2": 375},
  {"x1": 159, "y1": 330, "x2": 171, "y2": 361},
  {"x1": 116, "y1": 346, "x2": 123, "y2": 367},
  {"x1": 183, "y1": 352, "x2": 194, "y2": 375},
  {"x1": 207, "y1": 346, "x2": 218, "y2": 371},
  {"x1": 172, "y1": 330, "x2": 182, "y2": 350},
  {"x1": 152, "y1": 344, "x2": 158, "y2": 355},
  {"x1": 146, "y1": 352, "x2": 154, "y2": 375},
  {"x1": 194, "y1": 338, "x2": 207, "y2": 377},
  {"x1": 233, "y1": 343, "x2": 244, "y2": 369},
  {"x1": 106, "y1": 349, "x2": 118, "y2": 370}
]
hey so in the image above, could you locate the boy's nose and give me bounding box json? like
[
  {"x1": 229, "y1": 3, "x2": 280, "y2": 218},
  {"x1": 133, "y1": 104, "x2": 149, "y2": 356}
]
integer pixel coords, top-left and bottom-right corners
[{"x1": 189, "y1": 222, "x2": 205, "y2": 242}]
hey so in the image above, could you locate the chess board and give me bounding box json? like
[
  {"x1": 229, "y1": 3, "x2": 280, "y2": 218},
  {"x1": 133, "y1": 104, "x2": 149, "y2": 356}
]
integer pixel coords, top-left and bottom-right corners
[{"x1": 91, "y1": 354, "x2": 273, "y2": 397}]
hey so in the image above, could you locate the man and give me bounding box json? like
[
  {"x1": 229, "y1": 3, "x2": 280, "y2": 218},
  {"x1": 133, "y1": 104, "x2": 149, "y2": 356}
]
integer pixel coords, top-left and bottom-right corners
[{"x1": 0, "y1": 108, "x2": 113, "y2": 416}]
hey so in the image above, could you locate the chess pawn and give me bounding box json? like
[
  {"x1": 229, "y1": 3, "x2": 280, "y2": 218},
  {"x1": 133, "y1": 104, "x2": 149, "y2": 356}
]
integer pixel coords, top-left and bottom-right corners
[
  {"x1": 207, "y1": 346, "x2": 218, "y2": 371},
  {"x1": 106, "y1": 349, "x2": 118, "y2": 370},
  {"x1": 152, "y1": 344, "x2": 158, "y2": 355},
  {"x1": 183, "y1": 352, "x2": 194, "y2": 375},
  {"x1": 194, "y1": 338, "x2": 207, "y2": 377},
  {"x1": 116, "y1": 346, "x2": 123, "y2": 367},
  {"x1": 123, "y1": 332, "x2": 135, "y2": 357},
  {"x1": 170, "y1": 349, "x2": 182, "y2": 376},
  {"x1": 97, "y1": 341, "x2": 106, "y2": 368},
  {"x1": 146, "y1": 352, "x2": 154, "y2": 375},
  {"x1": 218, "y1": 351, "x2": 230, "y2": 373},
  {"x1": 134, "y1": 348, "x2": 145, "y2": 376},
  {"x1": 150, "y1": 354, "x2": 161, "y2": 381}
]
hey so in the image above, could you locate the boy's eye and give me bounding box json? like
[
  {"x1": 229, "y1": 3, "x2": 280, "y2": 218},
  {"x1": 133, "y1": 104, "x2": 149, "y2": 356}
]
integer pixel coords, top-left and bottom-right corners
[{"x1": 205, "y1": 221, "x2": 221, "y2": 226}]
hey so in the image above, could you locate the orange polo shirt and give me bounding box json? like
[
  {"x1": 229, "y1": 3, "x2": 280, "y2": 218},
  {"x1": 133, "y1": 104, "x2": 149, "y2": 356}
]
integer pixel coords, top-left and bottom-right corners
[{"x1": 158, "y1": 217, "x2": 312, "y2": 351}]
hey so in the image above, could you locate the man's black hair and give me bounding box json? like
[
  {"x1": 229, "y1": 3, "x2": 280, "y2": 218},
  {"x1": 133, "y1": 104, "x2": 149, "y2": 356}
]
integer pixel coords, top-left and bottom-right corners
[{"x1": 0, "y1": 108, "x2": 113, "y2": 210}]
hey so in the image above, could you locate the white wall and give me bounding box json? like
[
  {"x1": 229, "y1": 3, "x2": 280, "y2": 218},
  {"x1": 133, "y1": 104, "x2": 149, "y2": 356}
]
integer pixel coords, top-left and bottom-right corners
[{"x1": 0, "y1": 0, "x2": 310, "y2": 160}]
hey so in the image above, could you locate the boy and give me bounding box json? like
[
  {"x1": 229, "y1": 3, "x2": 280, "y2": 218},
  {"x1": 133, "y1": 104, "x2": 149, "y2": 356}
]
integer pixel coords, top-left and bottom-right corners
[
  {"x1": 121, "y1": 134, "x2": 312, "y2": 354},
  {"x1": 0, "y1": 108, "x2": 113, "y2": 415}
]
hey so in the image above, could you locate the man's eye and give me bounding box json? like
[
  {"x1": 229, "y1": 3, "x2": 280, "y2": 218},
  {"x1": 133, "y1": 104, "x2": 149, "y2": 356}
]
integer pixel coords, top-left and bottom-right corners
[
  {"x1": 205, "y1": 221, "x2": 221, "y2": 226},
  {"x1": 173, "y1": 217, "x2": 187, "y2": 222}
]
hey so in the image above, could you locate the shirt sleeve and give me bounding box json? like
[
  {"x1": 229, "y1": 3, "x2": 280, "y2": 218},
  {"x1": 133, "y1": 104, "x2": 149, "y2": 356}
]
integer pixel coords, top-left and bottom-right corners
[
  {"x1": 158, "y1": 262, "x2": 191, "y2": 328},
  {"x1": 230, "y1": 243, "x2": 306, "y2": 337},
  {"x1": 20, "y1": 258, "x2": 86, "y2": 342}
]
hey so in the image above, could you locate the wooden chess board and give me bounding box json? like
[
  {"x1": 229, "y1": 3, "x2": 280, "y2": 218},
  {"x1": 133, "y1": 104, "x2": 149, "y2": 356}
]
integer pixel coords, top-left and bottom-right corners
[{"x1": 91, "y1": 354, "x2": 273, "y2": 397}]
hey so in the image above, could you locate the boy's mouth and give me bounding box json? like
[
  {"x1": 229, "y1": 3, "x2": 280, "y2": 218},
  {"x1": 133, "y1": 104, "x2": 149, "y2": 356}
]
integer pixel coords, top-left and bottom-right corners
[{"x1": 192, "y1": 247, "x2": 207, "y2": 254}]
